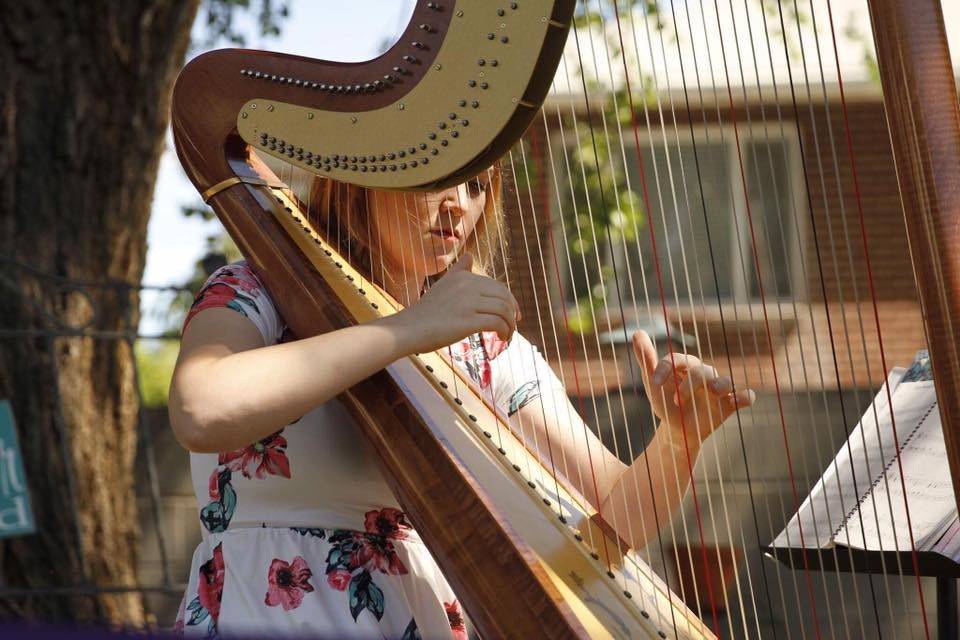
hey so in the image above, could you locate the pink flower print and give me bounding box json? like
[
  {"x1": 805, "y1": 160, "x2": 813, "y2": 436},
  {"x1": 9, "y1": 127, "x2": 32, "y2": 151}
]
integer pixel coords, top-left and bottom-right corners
[
  {"x1": 326, "y1": 568, "x2": 351, "y2": 591},
  {"x1": 265, "y1": 556, "x2": 315, "y2": 611},
  {"x1": 353, "y1": 536, "x2": 407, "y2": 576},
  {"x1": 197, "y1": 543, "x2": 225, "y2": 622},
  {"x1": 450, "y1": 336, "x2": 492, "y2": 389},
  {"x1": 219, "y1": 431, "x2": 291, "y2": 480},
  {"x1": 445, "y1": 600, "x2": 468, "y2": 640},
  {"x1": 363, "y1": 507, "x2": 412, "y2": 540},
  {"x1": 480, "y1": 331, "x2": 509, "y2": 360}
]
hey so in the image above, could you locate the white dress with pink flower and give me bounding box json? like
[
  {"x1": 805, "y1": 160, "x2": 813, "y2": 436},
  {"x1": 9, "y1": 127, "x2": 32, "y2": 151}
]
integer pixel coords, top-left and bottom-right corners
[{"x1": 174, "y1": 262, "x2": 560, "y2": 639}]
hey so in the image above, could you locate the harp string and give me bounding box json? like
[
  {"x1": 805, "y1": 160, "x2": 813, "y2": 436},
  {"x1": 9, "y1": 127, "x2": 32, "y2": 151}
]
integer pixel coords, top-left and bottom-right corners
[
  {"x1": 823, "y1": 0, "x2": 932, "y2": 628},
  {"x1": 626, "y1": 3, "x2": 766, "y2": 634},
  {"x1": 625, "y1": 2, "x2": 765, "y2": 635},
  {"x1": 569, "y1": 3, "x2": 705, "y2": 631},
  {"x1": 583, "y1": 1, "x2": 677, "y2": 586},
  {"x1": 484, "y1": 166, "x2": 556, "y2": 498},
  {"x1": 583, "y1": 3, "x2": 714, "y2": 631},
  {"x1": 773, "y1": 0, "x2": 928, "y2": 635},
  {"x1": 628, "y1": 0, "x2": 763, "y2": 633},
  {"x1": 704, "y1": 1, "x2": 837, "y2": 634},
  {"x1": 692, "y1": 1, "x2": 841, "y2": 636},
  {"x1": 780, "y1": 1, "x2": 904, "y2": 633},
  {"x1": 730, "y1": 1, "x2": 865, "y2": 633},
  {"x1": 538, "y1": 100, "x2": 622, "y2": 573},
  {"x1": 498, "y1": 152, "x2": 569, "y2": 507}
]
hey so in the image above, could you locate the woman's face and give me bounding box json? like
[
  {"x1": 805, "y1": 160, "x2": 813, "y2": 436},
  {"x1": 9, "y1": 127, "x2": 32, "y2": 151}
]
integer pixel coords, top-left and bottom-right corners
[{"x1": 367, "y1": 176, "x2": 489, "y2": 279}]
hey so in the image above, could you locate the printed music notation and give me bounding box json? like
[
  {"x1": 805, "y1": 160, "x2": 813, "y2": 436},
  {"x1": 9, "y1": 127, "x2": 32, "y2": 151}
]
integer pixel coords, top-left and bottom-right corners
[{"x1": 772, "y1": 351, "x2": 960, "y2": 561}]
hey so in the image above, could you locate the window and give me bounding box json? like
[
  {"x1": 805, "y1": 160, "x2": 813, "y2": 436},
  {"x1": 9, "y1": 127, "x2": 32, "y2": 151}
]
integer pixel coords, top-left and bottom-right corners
[{"x1": 551, "y1": 125, "x2": 801, "y2": 317}]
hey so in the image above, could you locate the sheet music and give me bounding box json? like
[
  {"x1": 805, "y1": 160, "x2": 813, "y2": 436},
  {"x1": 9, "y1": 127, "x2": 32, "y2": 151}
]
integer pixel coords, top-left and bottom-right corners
[{"x1": 772, "y1": 359, "x2": 956, "y2": 559}]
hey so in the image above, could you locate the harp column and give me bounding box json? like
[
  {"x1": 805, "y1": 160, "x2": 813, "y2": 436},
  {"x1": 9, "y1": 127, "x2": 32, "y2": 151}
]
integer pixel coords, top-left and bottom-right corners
[{"x1": 867, "y1": 0, "x2": 960, "y2": 511}]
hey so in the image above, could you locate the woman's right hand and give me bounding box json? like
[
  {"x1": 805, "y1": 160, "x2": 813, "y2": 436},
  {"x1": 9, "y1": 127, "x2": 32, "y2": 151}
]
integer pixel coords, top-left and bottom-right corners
[{"x1": 390, "y1": 253, "x2": 521, "y2": 354}]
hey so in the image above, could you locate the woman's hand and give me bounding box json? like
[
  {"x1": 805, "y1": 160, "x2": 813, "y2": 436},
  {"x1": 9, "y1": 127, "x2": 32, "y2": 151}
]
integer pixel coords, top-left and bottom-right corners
[
  {"x1": 632, "y1": 330, "x2": 755, "y2": 443},
  {"x1": 388, "y1": 253, "x2": 520, "y2": 354}
]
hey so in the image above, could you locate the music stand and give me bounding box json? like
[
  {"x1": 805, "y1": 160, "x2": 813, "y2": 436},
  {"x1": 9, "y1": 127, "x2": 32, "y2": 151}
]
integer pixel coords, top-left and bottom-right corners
[{"x1": 765, "y1": 545, "x2": 960, "y2": 639}]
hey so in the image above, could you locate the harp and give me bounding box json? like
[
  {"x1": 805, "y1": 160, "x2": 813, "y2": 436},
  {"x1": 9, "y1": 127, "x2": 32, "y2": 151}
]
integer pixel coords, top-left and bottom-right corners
[{"x1": 170, "y1": 0, "x2": 959, "y2": 637}]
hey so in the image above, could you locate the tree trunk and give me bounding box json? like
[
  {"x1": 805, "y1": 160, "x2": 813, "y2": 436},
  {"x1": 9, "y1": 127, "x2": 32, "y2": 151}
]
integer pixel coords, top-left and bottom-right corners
[{"x1": 0, "y1": 0, "x2": 199, "y2": 625}]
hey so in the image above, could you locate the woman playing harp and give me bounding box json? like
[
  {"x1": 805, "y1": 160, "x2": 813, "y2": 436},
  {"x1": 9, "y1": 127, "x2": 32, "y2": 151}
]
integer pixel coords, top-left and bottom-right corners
[{"x1": 167, "y1": 155, "x2": 755, "y2": 637}]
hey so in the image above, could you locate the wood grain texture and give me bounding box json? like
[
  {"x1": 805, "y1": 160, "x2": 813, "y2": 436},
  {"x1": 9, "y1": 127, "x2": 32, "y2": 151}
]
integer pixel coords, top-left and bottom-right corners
[{"x1": 867, "y1": 0, "x2": 960, "y2": 514}]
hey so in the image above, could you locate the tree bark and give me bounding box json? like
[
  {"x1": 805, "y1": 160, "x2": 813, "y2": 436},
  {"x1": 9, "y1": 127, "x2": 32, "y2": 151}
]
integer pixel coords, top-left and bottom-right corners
[{"x1": 0, "y1": 0, "x2": 199, "y2": 625}]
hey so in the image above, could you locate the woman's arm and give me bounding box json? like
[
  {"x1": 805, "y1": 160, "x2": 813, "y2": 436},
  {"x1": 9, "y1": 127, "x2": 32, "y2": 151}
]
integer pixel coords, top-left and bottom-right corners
[
  {"x1": 169, "y1": 254, "x2": 520, "y2": 453},
  {"x1": 170, "y1": 308, "x2": 423, "y2": 453},
  {"x1": 509, "y1": 331, "x2": 754, "y2": 550}
]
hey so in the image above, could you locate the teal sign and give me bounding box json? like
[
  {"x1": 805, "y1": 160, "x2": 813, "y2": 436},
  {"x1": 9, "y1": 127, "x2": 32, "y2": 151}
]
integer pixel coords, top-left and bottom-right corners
[{"x1": 0, "y1": 401, "x2": 35, "y2": 538}]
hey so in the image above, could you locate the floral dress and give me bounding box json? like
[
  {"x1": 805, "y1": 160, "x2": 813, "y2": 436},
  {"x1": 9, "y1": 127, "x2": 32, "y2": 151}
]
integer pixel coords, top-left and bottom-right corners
[{"x1": 174, "y1": 262, "x2": 562, "y2": 639}]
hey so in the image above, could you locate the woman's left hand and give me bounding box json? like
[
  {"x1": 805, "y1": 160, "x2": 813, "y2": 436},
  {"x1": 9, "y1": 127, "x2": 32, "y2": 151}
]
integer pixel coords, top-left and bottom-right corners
[{"x1": 632, "y1": 330, "x2": 755, "y2": 443}]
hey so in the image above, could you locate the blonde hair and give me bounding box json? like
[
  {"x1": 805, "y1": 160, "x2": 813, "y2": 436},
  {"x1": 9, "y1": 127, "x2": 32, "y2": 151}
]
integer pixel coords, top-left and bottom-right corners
[{"x1": 307, "y1": 164, "x2": 507, "y2": 285}]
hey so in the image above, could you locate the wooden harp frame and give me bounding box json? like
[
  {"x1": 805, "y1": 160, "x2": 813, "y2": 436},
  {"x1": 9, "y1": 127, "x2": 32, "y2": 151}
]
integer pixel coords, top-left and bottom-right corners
[{"x1": 170, "y1": 0, "x2": 960, "y2": 637}]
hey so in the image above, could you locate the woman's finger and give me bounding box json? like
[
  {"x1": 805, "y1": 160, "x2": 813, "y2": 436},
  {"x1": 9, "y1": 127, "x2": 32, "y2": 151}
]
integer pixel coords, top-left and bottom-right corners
[
  {"x1": 632, "y1": 331, "x2": 659, "y2": 387},
  {"x1": 476, "y1": 312, "x2": 512, "y2": 341},
  {"x1": 474, "y1": 298, "x2": 517, "y2": 333},
  {"x1": 651, "y1": 353, "x2": 703, "y2": 386},
  {"x1": 676, "y1": 364, "x2": 721, "y2": 405},
  {"x1": 723, "y1": 389, "x2": 757, "y2": 414}
]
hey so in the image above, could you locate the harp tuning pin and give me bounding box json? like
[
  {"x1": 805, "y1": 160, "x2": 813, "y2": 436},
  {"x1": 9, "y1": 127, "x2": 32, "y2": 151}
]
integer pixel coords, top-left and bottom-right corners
[
  {"x1": 428, "y1": 133, "x2": 437, "y2": 140},
  {"x1": 378, "y1": 154, "x2": 386, "y2": 161},
  {"x1": 368, "y1": 154, "x2": 376, "y2": 161},
  {"x1": 427, "y1": 1, "x2": 439, "y2": 9},
  {"x1": 430, "y1": 149, "x2": 438, "y2": 155},
  {"x1": 388, "y1": 152, "x2": 396, "y2": 159},
  {"x1": 412, "y1": 41, "x2": 424, "y2": 49},
  {"x1": 419, "y1": 24, "x2": 433, "y2": 32},
  {"x1": 451, "y1": 131, "x2": 459, "y2": 138},
  {"x1": 471, "y1": 100, "x2": 479, "y2": 108},
  {"x1": 468, "y1": 80, "x2": 477, "y2": 87},
  {"x1": 402, "y1": 55, "x2": 417, "y2": 63},
  {"x1": 458, "y1": 99, "x2": 467, "y2": 107},
  {"x1": 419, "y1": 143, "x2": 427, "y2": 150},
  {"x1": 510, "y1": 1, "x2": 518, "y2": 8},
  {"x1": 461, "y1": 119, "x2": 469, "y2": 126},
  {"x1": 408, "y1": 146, "x2": 416, "y2": 153},
  {"x1": 410, "y1": 160, "x2": 418, "y2": 167},
  {"x1": 501, "y1": 36, "x2": 509, "y2": 43},
  {"x1": 478, "y1": 59, "x2": 486, "y2": 66},
  {"x1": 398, "y1": 150, "x2": 406, "y2": 157},
  {"x1": 440, "y1": 140, "x2": 448, "y2": 147},
  {"x1": 480, "y1": 82, "x2": 488, "y2": 89},
  {"x1": 294, "y1": 79, "x2": 302, "y2": 86},
  {"x1": 487, "y1": 33, "x2": 495, "y2": 40},
  {"x1": 438, "y1": 122, "x2": 447, "y2": 129},
  {"x1": 448, "y1": 112, "x2": 457, "y2": 119},
  {"x1": 490, "y1": 59, "x2": 498, "y2": 67},
  {"x1": 498, "y1": 8, "x2": 505, "y2": 16},
  {"x1": 393, "y1": 66, "x2": 403, "y2": 73}
]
